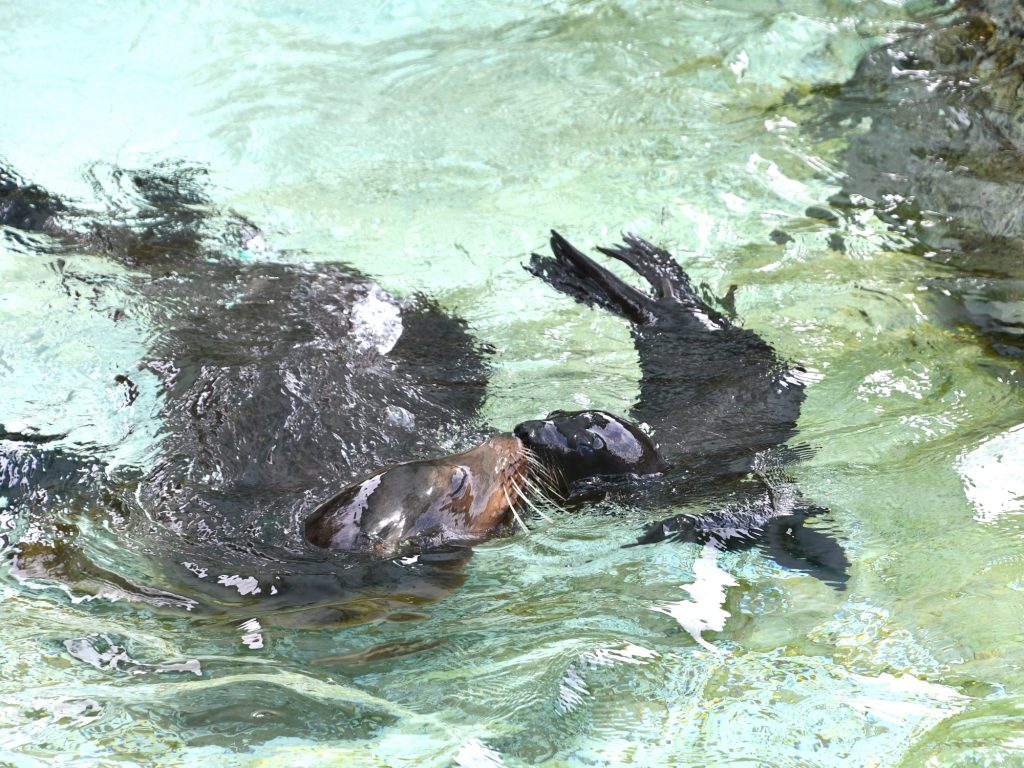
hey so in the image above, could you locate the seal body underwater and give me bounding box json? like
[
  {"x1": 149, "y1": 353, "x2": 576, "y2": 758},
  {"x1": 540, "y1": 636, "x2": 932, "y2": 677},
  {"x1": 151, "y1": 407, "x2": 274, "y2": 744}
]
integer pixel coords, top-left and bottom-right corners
[
  {"x1": 0, "y1": 160, "x2": 513, "y2": 621},
  {"x1": 521, "y1": 232, "x2": 849, "y2": 587}
]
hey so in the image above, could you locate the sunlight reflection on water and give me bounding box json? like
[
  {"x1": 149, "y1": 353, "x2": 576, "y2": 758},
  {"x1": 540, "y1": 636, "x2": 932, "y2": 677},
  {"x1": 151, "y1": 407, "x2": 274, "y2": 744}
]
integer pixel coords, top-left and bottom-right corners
[{"x1": 2, "y1": 0, "x2": 1023, "y2": 765}]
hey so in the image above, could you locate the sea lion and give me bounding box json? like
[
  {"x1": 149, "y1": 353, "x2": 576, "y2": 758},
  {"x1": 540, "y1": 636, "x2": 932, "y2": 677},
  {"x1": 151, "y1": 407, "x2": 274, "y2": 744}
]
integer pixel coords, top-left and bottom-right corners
[
  {"x1": 522, "y1": 232, "x2": 849, "y2": 587},
  {"x1": 301, "y1": 410, "x2": 663, "y2": 555},
  {"x1": 0, "y1": 161, "x2": 499, "y2": 622},
  {"x1": 305, "y1": 434, "x2": 530, "y2": 556}
]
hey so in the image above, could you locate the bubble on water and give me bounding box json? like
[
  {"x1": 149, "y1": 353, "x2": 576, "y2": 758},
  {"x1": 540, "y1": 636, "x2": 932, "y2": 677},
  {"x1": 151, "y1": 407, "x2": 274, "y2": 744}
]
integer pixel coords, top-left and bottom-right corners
[
  {"x1": 652, "y1": 543, "x2": 737, "y2": 651},
  {"x1": 217, "y1": 574, "x2": 262, "y2": 596},
  {"x1": 454, "y1": 738, "x2": 506, "y2": 767},
  {"x1": 385, "y1": 404, "x2": 415, "y2": 430},
  {"x1": 64, "y1": 633, "x2": 201, "y2": 676},
  {"x1": 238, "y1": 618, "x2": 264, "y2": 650}
]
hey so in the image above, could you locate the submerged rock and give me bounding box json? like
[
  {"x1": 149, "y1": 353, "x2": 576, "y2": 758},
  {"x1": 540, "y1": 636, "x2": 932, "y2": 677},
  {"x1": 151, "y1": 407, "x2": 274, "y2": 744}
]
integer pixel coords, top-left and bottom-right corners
[{"x1": 823, "y1": 0, "x2": 1024, "y2": 357}]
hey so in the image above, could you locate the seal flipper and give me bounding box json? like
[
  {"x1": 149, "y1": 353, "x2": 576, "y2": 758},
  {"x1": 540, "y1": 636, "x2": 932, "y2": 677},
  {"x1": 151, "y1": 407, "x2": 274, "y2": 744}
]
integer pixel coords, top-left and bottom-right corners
[
  {"x1": 629, "y1": 506, "x2": 849, "y2": 590},
  {"x1": 627, "y1": 466, "x2": 849, "y2": 591},
  {"x1": 758, "y1": 512, "x2": 850, "y2": 590},
  {"x1": 527, "y1": 231, "x2": 656, "y2": 324},
  {"x1": 596, "y1": 235, "x2": 733, "y2": 328},
  {"x1": 526, "y1": 230, "x2": 840, "y2": 584},
  {"x1": 530, "y1": 231, "x2": 735, "y2": 329},
  {"x1": 596, "y1": 234, "x2": 695, "y2": 303}
]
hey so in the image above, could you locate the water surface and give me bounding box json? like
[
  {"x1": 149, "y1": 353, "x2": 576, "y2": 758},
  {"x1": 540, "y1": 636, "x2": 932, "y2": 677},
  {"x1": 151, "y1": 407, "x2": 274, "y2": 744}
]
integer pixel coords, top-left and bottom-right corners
[{"x1": 2, "y1": 1, "x2": 1023, "y2": 765}]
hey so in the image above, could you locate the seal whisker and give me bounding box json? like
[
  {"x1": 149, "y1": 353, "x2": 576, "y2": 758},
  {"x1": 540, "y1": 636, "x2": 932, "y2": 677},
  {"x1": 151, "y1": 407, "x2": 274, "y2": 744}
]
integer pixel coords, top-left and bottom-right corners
[
  {"x1": 524, "y1": 452, "x2": 546, "y2": 470},
  {"x1": 546, "y1": 474, "x2": 568, "y2": 502},
  {"x1": 523, "y1": 447, "x2": 549, "y2": 472},
  {"x1": 522, "y1": 449, "x2": 567, "y2": 501},
  {"x1": 530, "y1": 463, "x2": 560, "y2": 492},
  {"x1": 539, "y1": 459, "x2": 568, "y2": 499},
  {"x1": 526, "y1": 455, "x2": 557, "y2": 482},
  {"x1": 520, "y1": 474, "x2": 560, "y2": 510},
  {"x1": 502, "y1": 485, "x2": 531, "y2": 534},
  {"x1": 511, "y1": 477, "x2": 553, "y2": 523}
]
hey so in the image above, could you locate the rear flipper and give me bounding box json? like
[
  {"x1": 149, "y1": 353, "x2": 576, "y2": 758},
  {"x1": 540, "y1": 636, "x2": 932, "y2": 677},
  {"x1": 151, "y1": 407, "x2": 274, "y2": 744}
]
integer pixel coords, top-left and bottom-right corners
[
  {"x1": 527, "y1": 231, "x2": 729, "y2": 326},
  {"x1": 596, "y1": 233, "x2": 696, "y2": 303},
  {"x1": 527, "y1": 231, "x2": 657, "y2": 324}
]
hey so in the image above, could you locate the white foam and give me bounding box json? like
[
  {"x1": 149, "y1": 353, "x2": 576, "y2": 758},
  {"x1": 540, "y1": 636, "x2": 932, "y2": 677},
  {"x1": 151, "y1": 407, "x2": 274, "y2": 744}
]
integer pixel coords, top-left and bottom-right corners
[{"x1": 350, "y1": 285, "x2": 403, "y2": 355}]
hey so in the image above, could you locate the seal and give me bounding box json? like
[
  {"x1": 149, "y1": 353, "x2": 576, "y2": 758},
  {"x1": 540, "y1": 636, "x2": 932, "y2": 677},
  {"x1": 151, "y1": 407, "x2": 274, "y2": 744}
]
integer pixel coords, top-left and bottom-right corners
[
  {"x1": 522, "y1": 232, "x2": 850, "y2": 587},
  {"x1": 305, "y1": 434, "x2": 530, "y2": 556},
  {"x1": 0, "y1": 160, "x2": 497, "y2": 623},
  {"x1": 527, "y1": 232, "x2": 805, "y2": 477}
]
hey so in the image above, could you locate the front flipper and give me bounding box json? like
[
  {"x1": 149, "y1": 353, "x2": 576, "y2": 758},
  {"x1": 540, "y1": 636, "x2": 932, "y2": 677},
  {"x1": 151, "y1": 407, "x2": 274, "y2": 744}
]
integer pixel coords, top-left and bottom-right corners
[
  {"x1": 758, "y1": 511, "x2": 850, "y2": 590},
  {"x1": 635, "y1": 447, "x2": 848, "y2": 590},
  {"x1": 630, "y1": 507, "x2": 847, "y2": 593}
]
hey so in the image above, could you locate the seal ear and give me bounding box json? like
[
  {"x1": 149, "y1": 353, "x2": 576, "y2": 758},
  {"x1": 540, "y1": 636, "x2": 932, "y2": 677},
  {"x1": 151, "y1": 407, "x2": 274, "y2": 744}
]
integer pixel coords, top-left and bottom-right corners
[{"x1": 527, "y1": 231, "x2": 657, "y2": 324}]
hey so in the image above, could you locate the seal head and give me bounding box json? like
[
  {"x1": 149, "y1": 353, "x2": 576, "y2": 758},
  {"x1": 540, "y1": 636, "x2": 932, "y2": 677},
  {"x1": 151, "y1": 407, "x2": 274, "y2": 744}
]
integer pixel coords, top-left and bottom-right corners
[
  {"x1": 514, "y1": 410, "x2": 665, "y2": 492},
  {"x1": 305, "y1": 434, "x2": 529, "y2": 557}
]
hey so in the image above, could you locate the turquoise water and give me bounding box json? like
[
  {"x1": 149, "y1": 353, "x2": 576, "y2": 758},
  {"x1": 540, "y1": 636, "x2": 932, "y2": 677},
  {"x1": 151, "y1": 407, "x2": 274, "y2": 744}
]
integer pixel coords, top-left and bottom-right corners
[{"x1": 2, "y1": 1, "x2": 1024, "y2": 765}]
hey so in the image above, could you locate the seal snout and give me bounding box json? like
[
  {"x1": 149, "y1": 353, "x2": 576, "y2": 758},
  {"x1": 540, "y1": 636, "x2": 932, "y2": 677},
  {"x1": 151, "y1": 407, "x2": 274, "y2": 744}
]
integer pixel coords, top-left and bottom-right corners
[
  {"x1": 513, "y1": 419, "x2": 549, "y2": 450},
  {"x1": 466, "y1": 433, "x2": 530, "y2": 534}
]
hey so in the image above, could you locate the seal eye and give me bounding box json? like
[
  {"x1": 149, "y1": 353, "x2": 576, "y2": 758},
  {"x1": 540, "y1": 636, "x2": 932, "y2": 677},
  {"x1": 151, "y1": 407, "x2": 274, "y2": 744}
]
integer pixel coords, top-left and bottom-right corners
[{"x1": 592, "y1": 435, "x2": 605, "y2": 451}]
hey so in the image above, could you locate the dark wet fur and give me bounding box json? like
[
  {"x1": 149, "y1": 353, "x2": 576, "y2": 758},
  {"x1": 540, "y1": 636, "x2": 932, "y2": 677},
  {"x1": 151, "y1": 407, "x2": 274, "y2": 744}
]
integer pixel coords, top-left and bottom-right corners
[
  {"x1": 1, "y1": 158, "x2": 259, "y2": 267},
  {"x1": 527, "y1": 231, "x2": 848, "y2": 587},
  {"x1": 140, "y1": 261, "x2": 489, "y2": 531},
  {"x1": 0, "y1": 161, "x2": 492, "y2": 622},
  {"x1": 0, "y1": 163, "x2": 66, "y2": 234}
]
